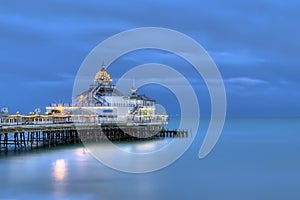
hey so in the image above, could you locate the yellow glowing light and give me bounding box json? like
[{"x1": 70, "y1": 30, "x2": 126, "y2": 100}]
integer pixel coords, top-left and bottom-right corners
[
  {"x1": 139, "y1": 108, "x2": 155, "y2": 111},
  {"x1": 56, "y1": 106, "x2": 63, "y2": 112},
  {"x1": 46, "y1": 106, "x2": 117, "y2": 110},
  {"x1": 94, "y1": 67, "x2": 112, "y2": 82}
]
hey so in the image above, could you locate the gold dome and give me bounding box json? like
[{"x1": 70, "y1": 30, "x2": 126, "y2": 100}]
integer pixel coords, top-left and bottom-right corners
[{"x1": 94, "y1": 65, "x2": 112, "y2": 83}]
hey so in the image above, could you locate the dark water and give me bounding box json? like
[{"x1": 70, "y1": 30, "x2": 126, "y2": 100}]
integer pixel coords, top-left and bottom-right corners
[{"x1": 1, "y1": 117, "x2": 300, "y2": 200}]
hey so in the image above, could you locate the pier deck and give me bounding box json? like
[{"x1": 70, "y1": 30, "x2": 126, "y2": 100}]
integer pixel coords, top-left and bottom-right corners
[{"x1": 0, "y1": 123, "x2": 188, "y2": 153}]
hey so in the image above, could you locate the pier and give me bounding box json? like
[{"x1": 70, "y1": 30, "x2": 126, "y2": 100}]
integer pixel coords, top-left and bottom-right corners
[
  {"x1": 0, "y1": 123, "x2": 188, "y2": 153},
  {"x1": 0, "y1": 65, "x2": 189, "y2": 153}
]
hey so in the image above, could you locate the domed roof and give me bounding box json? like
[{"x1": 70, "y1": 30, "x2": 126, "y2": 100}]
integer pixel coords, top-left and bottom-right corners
[{"x1": 94, "y1": 64, "x2": 112, "y2": 83}]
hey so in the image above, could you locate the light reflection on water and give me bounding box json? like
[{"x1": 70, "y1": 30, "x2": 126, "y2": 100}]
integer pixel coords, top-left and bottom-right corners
[
  {"x1": 53, "y1": 159, "x2": 67, "y2": 182},
  {"x1": 115, "y1": 139, "x2": 172, "y2": 154}
]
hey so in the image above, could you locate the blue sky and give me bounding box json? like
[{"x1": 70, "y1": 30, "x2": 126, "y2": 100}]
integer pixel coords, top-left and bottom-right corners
[{"x1": 0, "y1": 0, "x2": 299, "y2": 117}]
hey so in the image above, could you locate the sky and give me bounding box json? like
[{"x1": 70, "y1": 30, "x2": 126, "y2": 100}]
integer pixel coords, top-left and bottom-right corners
[{"x1": 0, "y1": 0, "x2": 299, "y2": 117}]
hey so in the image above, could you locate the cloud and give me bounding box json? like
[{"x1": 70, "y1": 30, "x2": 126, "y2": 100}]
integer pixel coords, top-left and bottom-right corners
[{"x1": 225, "y1": 77, "x2": 268, "y2": 86}]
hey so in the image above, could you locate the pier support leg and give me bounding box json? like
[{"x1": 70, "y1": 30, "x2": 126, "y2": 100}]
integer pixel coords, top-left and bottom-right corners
[
  {"x1": 0, "y1": 134, "x2": 2, "y2": 153},
  {"x1": 5, "y1": 133, "x2": 8, "y2": 152}
]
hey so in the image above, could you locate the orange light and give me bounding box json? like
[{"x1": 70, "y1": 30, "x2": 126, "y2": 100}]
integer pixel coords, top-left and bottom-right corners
[{"x1": 57, "y1": 106, "x2": 63, "y2": 112}]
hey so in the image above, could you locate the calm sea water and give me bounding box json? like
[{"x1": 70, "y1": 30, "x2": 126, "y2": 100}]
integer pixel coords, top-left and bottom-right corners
[{"x1": 1, "y1": 117, "x2": 300, "y2": 200}]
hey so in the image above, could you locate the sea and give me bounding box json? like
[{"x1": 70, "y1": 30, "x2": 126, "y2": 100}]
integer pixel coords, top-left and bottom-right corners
[{"x1": 0, "y1": 117, "x2": 300, "y2": 200}]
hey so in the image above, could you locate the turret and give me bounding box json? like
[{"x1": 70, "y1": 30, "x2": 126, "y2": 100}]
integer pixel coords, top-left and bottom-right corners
[
  {"x1": 94, "y1": 63, "x2": 112, "y2": 84},
  {"x1": 131, "y1": 87, "x2": 137, "y2": 96}
]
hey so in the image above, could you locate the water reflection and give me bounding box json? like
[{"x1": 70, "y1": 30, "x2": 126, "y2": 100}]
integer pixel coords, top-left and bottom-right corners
[
  {"x1": 75, "y1": 147, "x2": 87, "y2": 157},
  {"x1": 117, "y1": 139, "x2": 172, "y2": 154},
  {"x1": 53, "y1": 159, "x2": 67, "y2": 181}
]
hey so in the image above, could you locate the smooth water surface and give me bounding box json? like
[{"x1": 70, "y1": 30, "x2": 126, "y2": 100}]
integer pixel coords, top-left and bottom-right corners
[{"x1": 0, "y1": 117, "x2": 300, "y2": 199}]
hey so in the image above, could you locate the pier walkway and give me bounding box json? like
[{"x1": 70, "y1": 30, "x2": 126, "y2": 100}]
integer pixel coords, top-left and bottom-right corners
[{"x1": 0, "y1": 123, "x2": 188, "y2": 153}]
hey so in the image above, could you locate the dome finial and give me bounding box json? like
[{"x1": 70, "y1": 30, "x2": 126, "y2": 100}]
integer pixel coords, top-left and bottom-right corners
[
  {"x1": 101, "y1": 61, "x2": 105, "y2": 69},
  {"x1": 131, "y1": 79, "x2": 136, "y2": 95}
]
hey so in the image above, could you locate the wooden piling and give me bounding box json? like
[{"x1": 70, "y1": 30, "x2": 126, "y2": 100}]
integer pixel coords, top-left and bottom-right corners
[{"x1": 0, "y1": 123, "x2": 188, "y2": 153}]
